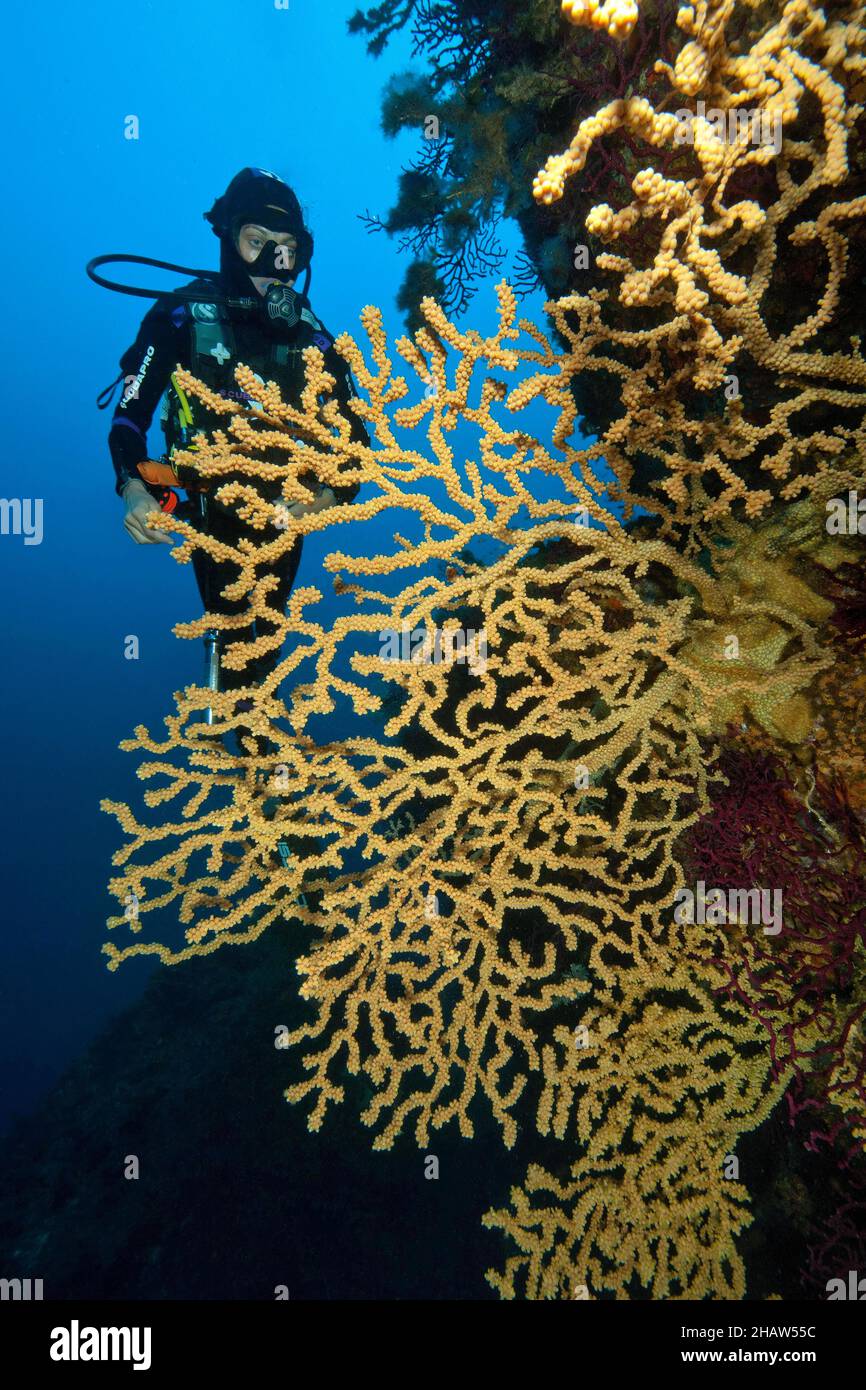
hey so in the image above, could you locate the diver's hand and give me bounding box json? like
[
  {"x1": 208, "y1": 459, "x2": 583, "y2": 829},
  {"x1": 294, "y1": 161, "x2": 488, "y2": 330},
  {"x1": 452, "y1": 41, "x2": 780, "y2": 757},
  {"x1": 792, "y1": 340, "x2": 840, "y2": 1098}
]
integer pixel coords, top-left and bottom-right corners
[
  {"x1": 122, "y1": 479, "x2": 174, "y2": 545},
  {"x1": 285, "y1": 486, "x2": 338, "y2": 520}
]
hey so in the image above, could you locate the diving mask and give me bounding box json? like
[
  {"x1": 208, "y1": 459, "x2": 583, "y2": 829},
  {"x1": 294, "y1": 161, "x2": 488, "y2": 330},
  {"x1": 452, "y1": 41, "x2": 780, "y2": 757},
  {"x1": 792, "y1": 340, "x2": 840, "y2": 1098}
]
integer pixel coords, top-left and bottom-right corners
[{"x1": 243, "y1": 237, "x2": 298, "y2": 284}]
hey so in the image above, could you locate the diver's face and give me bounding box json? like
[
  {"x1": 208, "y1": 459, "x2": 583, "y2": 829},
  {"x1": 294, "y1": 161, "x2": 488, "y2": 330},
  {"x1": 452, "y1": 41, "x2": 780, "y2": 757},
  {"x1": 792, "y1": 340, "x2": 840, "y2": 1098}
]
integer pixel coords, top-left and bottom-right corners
[{"x1": 236, "y1": 223, "x2": 298, "y2": 296}]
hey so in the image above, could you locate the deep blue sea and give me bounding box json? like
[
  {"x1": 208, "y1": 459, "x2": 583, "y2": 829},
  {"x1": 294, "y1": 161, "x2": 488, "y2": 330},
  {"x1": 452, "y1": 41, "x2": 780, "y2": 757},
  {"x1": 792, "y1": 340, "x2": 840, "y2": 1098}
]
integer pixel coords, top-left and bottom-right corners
[{"x1": 2, "y1": 0, "x2": 859, "y2": 1330}]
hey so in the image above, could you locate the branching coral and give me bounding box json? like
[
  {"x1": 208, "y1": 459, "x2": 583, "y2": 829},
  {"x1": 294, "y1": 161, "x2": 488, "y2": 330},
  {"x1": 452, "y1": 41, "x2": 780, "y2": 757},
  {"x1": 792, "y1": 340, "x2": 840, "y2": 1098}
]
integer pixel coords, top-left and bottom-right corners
[
  {"x1": 103, "y1": 283, "x2": 739, "y2": 1149},
  {"x1": 102, "y1": 0, "x2": 866, "y2": 1301},
  {"x1": 532, "y1": 0, "x2": 866, "y2": 525},
  {"x1": 101, "y1": 280, "x2": 861, "y2": 1297},
  {"x1": 484, "y1": 977, "x2": 785, "y2": 1299},
  {"x1": 477, "y1": 0, "x2": 866, "y2": 1300}
]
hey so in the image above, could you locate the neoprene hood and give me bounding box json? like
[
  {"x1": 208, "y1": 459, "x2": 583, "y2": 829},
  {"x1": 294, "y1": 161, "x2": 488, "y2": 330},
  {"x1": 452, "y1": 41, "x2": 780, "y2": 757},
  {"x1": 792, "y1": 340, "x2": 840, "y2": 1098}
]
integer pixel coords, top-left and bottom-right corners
[{"x1": 204, "y1": 167, "x2": 313, "y2": 294}]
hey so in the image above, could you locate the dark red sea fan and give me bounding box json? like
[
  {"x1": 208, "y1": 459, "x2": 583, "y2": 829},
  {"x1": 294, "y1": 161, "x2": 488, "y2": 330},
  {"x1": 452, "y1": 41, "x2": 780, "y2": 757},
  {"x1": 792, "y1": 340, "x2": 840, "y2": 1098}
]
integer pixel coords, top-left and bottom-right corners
[{"x1": 683, "y1": 737, "x2": 866, "y2": 1153}]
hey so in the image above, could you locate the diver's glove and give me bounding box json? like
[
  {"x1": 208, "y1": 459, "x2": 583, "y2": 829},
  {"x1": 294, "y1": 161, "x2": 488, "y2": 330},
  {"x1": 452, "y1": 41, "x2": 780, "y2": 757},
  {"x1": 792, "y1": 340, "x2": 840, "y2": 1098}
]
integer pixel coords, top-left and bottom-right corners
[
  {"x1": 283, "y1": 485, "x2": 338, "y2": 520},
  {"x1": 122, "y1": 478, "x2": 174, "y2": 546}
]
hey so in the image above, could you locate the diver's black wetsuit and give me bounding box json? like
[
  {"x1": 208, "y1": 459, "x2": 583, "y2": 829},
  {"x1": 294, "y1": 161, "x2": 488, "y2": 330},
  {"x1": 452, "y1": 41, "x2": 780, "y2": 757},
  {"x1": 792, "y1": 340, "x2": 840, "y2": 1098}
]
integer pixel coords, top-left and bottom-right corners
[{"x1": 108, "y1": 280, "x2": 364, "y2": 689}]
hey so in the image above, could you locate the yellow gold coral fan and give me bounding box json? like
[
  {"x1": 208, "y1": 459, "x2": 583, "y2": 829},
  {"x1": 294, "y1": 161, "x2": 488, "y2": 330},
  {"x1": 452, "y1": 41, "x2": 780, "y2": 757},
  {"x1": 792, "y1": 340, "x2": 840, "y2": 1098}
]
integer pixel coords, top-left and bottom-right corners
[
  {"x1": 485, "y1": 972, "x2": 786, "y2": 1299},
  {"x1": 102, "y1": 265, "x2": 861, "y2": 1294},
  {"x1": 101, "y1": 0, "x2": 866, "y2": 1305},
  {"x1": 102, "y1": 284, "x2": 731, "y2": 1148},
  {"x1": 534, "y1": 0, "x2": 866, "y2": 521}
]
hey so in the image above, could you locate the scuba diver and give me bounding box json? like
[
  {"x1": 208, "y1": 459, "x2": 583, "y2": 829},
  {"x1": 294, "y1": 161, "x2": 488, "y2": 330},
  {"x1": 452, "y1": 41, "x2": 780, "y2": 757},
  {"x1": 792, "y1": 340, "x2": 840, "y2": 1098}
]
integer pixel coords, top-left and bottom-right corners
[{"x1": 95, "y1": 166, "x2": 364, "y2": 709}]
